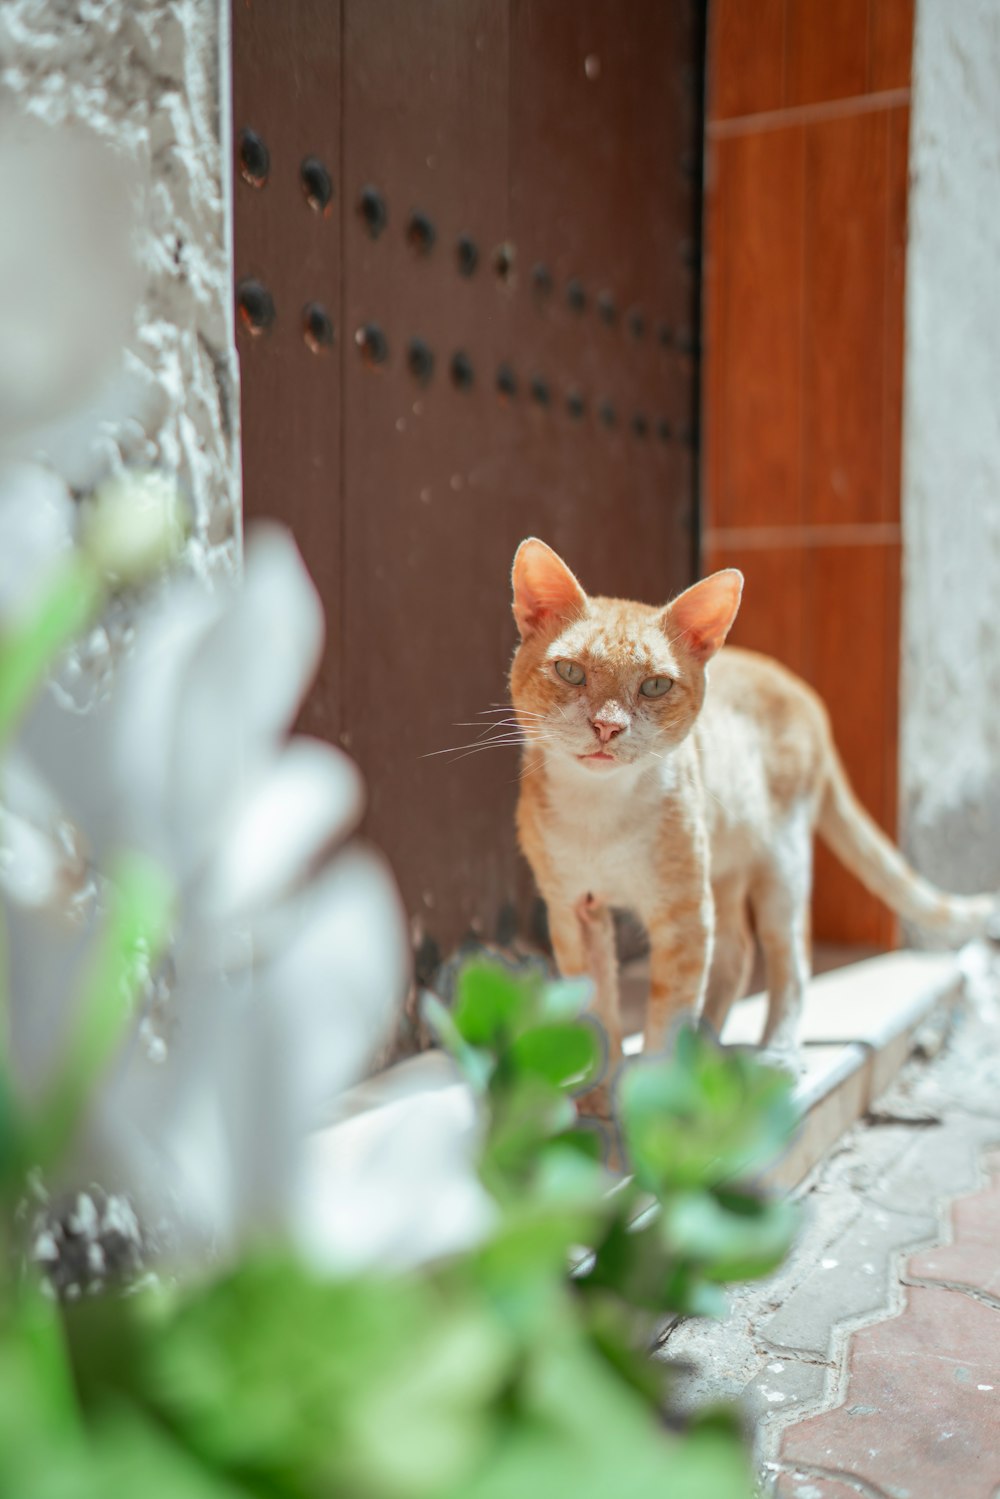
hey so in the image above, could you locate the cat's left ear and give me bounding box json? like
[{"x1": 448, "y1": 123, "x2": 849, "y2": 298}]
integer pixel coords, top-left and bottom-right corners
[
  {"x1": 662, "y1": 569, "x2": 743, "y2": 661},
  {"x1": 511, "y1": 538, "x2": 587, "y2": 639}
]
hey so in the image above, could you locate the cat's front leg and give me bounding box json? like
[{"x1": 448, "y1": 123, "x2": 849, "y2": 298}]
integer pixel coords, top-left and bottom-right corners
[
  {"x1": 643, "y1": 887, "x2": 714, "y2": 1053},
  {"x1": 547, "y1": 896, "x2": 623, "y2": 1060}
]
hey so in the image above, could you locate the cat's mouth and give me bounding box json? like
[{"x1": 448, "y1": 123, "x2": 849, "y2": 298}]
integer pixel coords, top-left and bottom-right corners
[{"x1": 578, "y1": 751, "x2": 619, "y2": 767}]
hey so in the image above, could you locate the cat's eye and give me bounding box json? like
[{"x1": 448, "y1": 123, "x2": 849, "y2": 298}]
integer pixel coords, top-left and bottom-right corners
[
  {"x1": 640, "y1": 675, "x2": 673, "y2": 699},
  {"x1": 554, "y1": 659, "x2": 586, "y2": 686}
]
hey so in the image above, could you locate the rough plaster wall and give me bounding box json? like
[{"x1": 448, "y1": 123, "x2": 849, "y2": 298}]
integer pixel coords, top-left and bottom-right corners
[
  {"x1": 901, "y1": 0, "x2": 1000, "y2": 897},
  {"x1": 0, "y1": 0, "x2": 239, "y2": 579}
]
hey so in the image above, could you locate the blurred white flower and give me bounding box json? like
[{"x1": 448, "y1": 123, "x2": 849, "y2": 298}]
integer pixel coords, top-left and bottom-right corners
[
  {"x1": 0, "y1": 113, "x2": 140, "y2": 446},
  {"x1": 1, "y1": 494, "x2": 492, "y2": 1276},
  {"x1": 0, "y1": 462, "x2": 77, "y2": 626},
  {"x1": 0, "y1": 109, "x2": 493, "y2": 1280},
  {"x1": 298, "y1": 1052, "x2": 495, "y2": 1274}
]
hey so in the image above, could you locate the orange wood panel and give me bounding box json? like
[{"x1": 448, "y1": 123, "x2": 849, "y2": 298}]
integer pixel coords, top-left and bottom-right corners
[
  {"x1": 702, "y1": 134, "x2": 725, "y2": 541},
  {"x1": 808, "y1": 542, "x2": 900, "y2": 945},
  {"x1": 704, "y1": 543, "x2": 809, "y2": 679},
  {"x1": 882, "y1": 104, "x2": 910, "y2": 524},
  {"x1": 703, "y1": 0, "x2": 911, "y2": 950},
  {"x1": 710, "y1": 0, "x2": 786, "y2": 121},
  {"x1": 707, "y1": 126, "x2": 805, "y2": 531},
  {"x1": 880, "y1": 532, "x2": 901, "y2": 947},
  {"x1": 785, "y1": 0, "x2": 870, "y2": 107},
  {"x1": 803, "y1": 109, "x2": 889, "y2": 527},
  {"x1": 869, "y1": 0, "x2": 915, "y2": 91}
]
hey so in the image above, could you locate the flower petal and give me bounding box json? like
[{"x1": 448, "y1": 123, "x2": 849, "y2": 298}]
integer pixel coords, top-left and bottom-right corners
[
  {"x1": 257, "y1": 845, "x2": 409, "y2": 1121},
  {"x1": 0, "y1": 463, "x2": 76, "y2": 627},
  {"x1": 293, "y1": 1056, "x2": 495, "y2": 1273},
  {"x1": 80, "y1": 846, "x2": 408, "y2": 1263},
  {"x1": 200, "y1": 738, "x2": 365, "y2": 923},
  {"x1": 153, "y1": 525, "x2": 323, "y2": 882},
  {"x1": 5, "y1": 895, "x2": 98, "y2": 1099},
  {"x1": 0, "y1": 114, "x2": 140, "y2": 442}
]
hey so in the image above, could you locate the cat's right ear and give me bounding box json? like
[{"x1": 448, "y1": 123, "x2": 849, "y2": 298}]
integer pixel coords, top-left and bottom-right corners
[{"x1": 511, "y1": 538, "x2": 587, "y2": 639}]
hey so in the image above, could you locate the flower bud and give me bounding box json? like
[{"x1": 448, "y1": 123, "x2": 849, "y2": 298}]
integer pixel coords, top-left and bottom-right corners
[{"x1": 82, "y1": 470, "x2": 189, "y2": 585}]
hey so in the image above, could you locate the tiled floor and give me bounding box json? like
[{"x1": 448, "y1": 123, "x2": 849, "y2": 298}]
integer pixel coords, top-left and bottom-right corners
[{"x1": 777, "y1": 1156, "x2": 1000, "y2": 1499}]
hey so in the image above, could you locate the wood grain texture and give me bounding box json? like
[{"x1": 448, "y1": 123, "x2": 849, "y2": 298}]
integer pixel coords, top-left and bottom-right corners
[
  {"x1": 785, "y1": 0, "x2": 870, "y2": 107},
  {"x1": 710, "y1": 0, "x2": 786, "y2": 121},
  {"x1": 703, "y1": 0, "x2": 911, "y2": 950},
  {"x1": 704, "y1": 543, "x2": 809, "y2": 679},
  {"x1": 706, "y1": 126, "x2": 805, "y2": 530},
  {"x1": 869, "y1": 0, "x2": 915, "y2": 91},
  {"x1": 233, "y1": 0, "x2": 344, "y2": 740},
  {"x1": 808, "y1": 542, "x2": 900, "y2": 945},
  {"x1": 803, "y1": 109, "x2": 889, "y2": 526},
  {"x1": 882, "y1": 104, "x2": 910, "y2": 524}
]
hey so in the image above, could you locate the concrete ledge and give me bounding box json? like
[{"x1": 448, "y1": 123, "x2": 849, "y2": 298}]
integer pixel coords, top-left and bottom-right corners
[
  {"x1": 329, "y1": 952, "x2": 965, "y2": 1210},
  {"x1": 724, "y1": 951, "x2": 965, "y2": 1190},
  {"x1": 763, "y1": 1044, "x2": 872, "y2": 1192}
]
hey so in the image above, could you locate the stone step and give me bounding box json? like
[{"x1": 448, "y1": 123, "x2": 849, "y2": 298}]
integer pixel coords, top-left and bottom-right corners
[
  {"x1": 325, "y1": 950, "x2": 965, "y2": 1210},
  {"x1": 624, "y1": 950, "x2": 964, "y2": 1189}
]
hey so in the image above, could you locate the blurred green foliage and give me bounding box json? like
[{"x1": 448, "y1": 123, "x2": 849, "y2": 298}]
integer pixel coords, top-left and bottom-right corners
[{"x1": 0, "y1": 957, "x2": 799, "y2": 1498}]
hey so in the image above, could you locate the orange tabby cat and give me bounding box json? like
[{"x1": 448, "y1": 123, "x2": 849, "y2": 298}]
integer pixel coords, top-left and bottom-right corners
[{"x1": 509, "y1": 537, "x2": 997, "y2": 1065}]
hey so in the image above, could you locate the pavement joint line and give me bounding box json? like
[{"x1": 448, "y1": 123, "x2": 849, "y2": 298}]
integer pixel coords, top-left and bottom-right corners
[
  {"x1": 766, "y1": 1457, "x2": 894, "y2": 1499},
  {"x1": 902, "y1": 1268, "x2": 1000, "y2": 1314},
  {"x1": 655, "y1": 957, "x2": 1000, "y2": 1494},
  {"x1": 756, "y1": 1107, "x2": 1000, "y2": 1472},
  {"x1": 755, "y1": 1037, "x2": 1000, "y2": 1469},
  {"x1": 756, "y1": 1340, "x2": 837, "y2": 1369}
]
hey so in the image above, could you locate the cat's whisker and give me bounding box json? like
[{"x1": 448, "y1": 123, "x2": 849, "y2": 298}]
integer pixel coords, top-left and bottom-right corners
[
  {"x1": 485, "y1": 701, "x2": 546, "y2": 713},
  {"x1": 480, "y1": 704, "x2": 547, "y2": 716},
  {"x1": 423, "y1": 738, "x2": 525, "y2": 759},
  {"x1": 442, "y1": 735, "x2": 557, "y2": 768},
  {"x1": 423, "y1": 730, "x2": 558, "y2": 763},
  {"x1": 481, "y1": 703, "x2": 548, "y2": 719},
  {"x1": 453, "y1": 719, "x2": 524, "y2": 731},
  {"x1": 514, "y1": 755, "x2": 548, "y2": 784}
]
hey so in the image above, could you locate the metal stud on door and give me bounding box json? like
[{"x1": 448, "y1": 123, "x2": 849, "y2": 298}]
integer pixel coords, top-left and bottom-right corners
[{"x1": 232, "y1": 0, "x2": 706, "y2": 959}]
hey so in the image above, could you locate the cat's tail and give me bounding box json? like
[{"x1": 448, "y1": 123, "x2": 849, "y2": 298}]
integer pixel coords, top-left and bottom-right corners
[{"x1": 817, "y1": 745, "x2": 999, "y2": 943}]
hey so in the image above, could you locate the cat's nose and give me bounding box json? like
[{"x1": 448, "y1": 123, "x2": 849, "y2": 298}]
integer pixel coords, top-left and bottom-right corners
[{"x1": 591, "y1": 716, "x2": 626, "y2": 744}]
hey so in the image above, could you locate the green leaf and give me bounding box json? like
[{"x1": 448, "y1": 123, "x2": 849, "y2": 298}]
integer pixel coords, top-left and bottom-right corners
[
  {"x1": 483, "y1": 1076, "x2": 577, "y2": 1194},
  {"x1": 537, "y1": 976, "x2": 593, "y2": 1023},
  {"x1": 657, "y1": 1410, "x2": 753, "y2": 1499},
  {"x1": 0, "y1": 1282, "x2": 80, "y2": 1446},
  {"x1": 454, "y1": 963, "x2": 529, "y2": 1047},
  {"x1": 31, "y1": 851, "x2": 175, "y2": 1167},
  {"x1": 509, "y1": 1022, "x2": 600, "y2": 1089},
  {"x1": 422, "y1": 992, "x2": 494, "y2": 1093},
  {"x1": 619, "y1": 1026, "x2": 797, "y2": 1194},
  {"x1": 0, "y1": 554, "x2": 104, "y2": 744},
  {"x1": 662, "y1": 1189, "x2": 799, "y2": 1282},
  {"x1": 444, "y1": 1318, "x2": 753, "y2": 1499},
  {"x1": 128, "y1": 1259, "x2": 510, "y2": 1499}
]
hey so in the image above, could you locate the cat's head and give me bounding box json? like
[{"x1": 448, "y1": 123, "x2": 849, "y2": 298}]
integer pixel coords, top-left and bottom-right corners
[{"x1": 509, "y1": 539, "x2": 742, "y2": 773}]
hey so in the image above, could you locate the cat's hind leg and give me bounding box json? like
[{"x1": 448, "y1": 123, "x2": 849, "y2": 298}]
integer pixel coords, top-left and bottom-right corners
[
  {"x1": 702, "y1": 875, "x2": 753, "y2": 1039},
  {"x1": 750, "y1": 810, "x2": 813, "y2": 1061}
]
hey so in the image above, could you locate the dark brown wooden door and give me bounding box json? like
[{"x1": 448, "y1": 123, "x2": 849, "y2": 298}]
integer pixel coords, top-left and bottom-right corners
[{"x1": 232, "y1": 0, "x2": 705, "y2": 956}]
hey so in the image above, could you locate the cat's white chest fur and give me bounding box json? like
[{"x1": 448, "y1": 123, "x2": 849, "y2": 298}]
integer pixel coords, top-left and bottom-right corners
[{"x1": 539, "y1": 755, "x2": 678, "y2": 916}]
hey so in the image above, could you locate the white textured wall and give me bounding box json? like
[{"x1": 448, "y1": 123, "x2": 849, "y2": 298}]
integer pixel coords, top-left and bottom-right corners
[
  {"x1": 901, "y1": 0, "x2": 1000, "y2": 895},
  {"x1": 0, "y1": 0, "x2": 239, "y2": 577}
]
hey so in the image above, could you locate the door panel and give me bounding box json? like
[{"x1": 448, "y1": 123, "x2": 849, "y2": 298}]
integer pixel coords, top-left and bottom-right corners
[{"x1": 232, "y1": 0, "x2": 705, "y2": 953}]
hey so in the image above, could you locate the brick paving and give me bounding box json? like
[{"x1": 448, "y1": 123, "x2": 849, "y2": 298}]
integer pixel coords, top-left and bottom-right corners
[
  {"x1": 776, "y1": 1155, "x2": 1000, "y2": 1499},
  {"x1": 660, "y1": 948, "x2": 1000, "y2": 1499}
]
